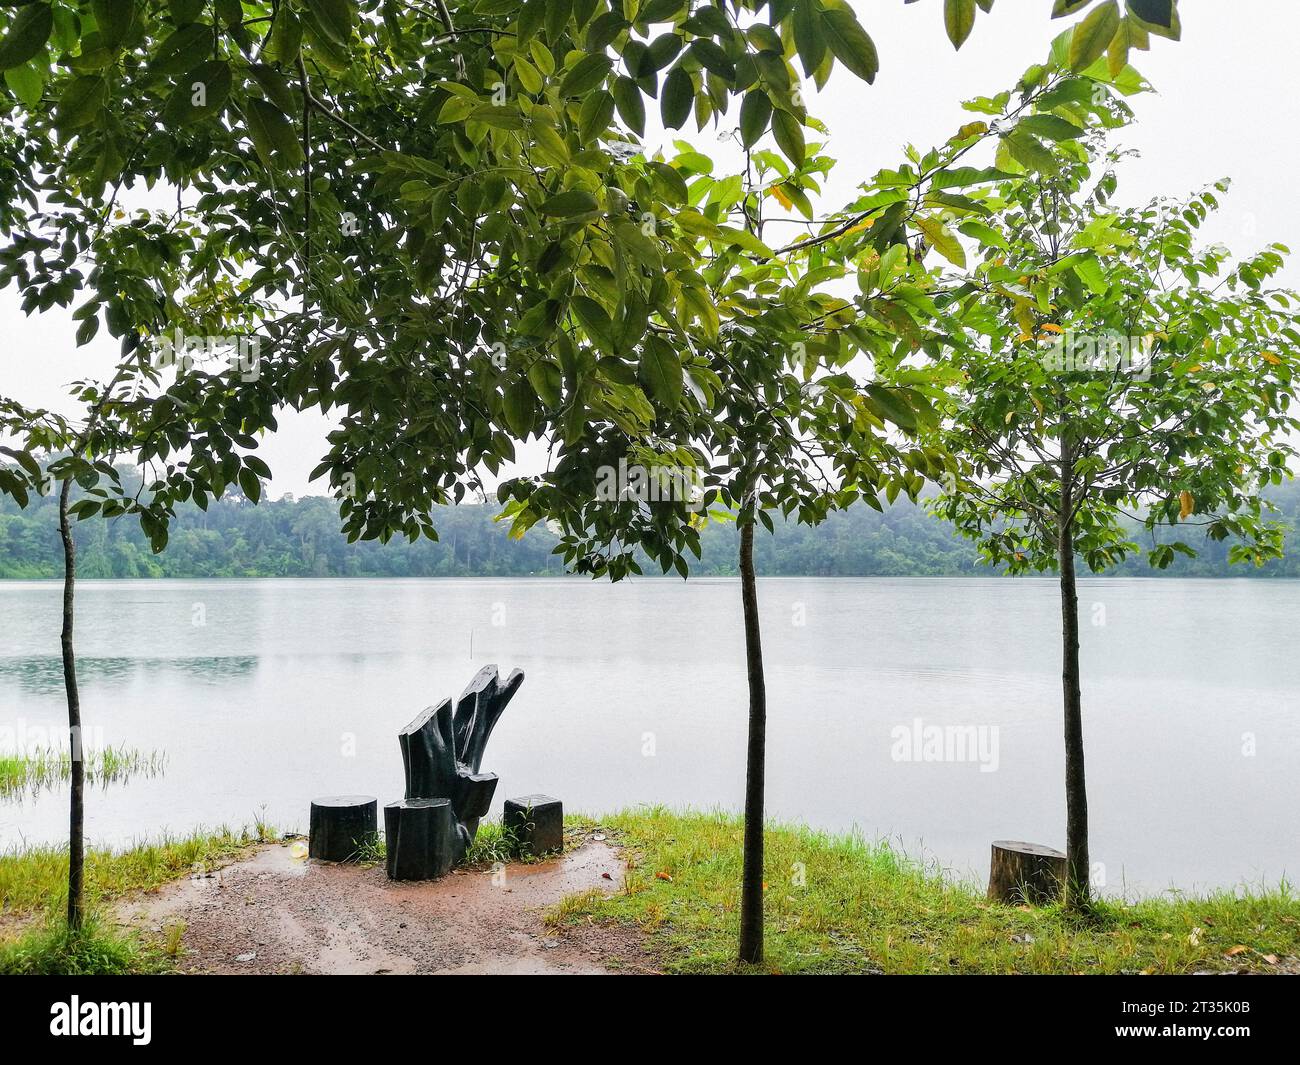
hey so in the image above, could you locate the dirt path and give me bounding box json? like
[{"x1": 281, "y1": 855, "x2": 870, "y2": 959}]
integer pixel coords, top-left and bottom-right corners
[{"x1": 118, "y1": 832, "x2": 655, "y2": 975}]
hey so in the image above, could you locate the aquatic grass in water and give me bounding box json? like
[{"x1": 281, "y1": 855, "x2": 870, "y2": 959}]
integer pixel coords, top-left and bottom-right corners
[{"x1": 0, "y1": 744, "x2": 166, "y2": 800}]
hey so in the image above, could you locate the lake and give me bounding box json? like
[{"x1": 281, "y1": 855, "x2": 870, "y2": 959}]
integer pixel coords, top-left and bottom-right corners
[{"x1": 1, "y1": 576, "x2": 1296, "y2": 897}]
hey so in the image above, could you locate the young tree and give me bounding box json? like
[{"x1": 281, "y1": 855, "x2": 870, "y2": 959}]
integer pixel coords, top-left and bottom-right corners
[
  {"x1": 496, "y1": 50, "x2": 1153, "y2": 959},
  {"x1": 931, "y1": 115, "x2": 1300, "y2": 911}
]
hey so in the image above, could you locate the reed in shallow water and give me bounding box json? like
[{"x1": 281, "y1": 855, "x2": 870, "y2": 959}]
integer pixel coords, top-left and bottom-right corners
[{"x1": 0, "y1": 745, "x2": 166, "y2": 800}]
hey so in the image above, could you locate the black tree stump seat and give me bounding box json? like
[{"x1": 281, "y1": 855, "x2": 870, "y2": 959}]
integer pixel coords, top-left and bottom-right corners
[
  {"x1": 384, "y1": 798, "x2": 456, "y2": 880},
  {"x1": 504, "y1": 794, "x2": 564, "y2": 857},
  {"x1": 308, "y1": 795, "x2": 377, "y2": 862}
]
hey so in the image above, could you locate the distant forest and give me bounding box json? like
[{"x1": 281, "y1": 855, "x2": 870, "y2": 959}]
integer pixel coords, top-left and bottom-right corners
[{"x1": 3, "y1": 471, "x2": 1300, "y2": 580}]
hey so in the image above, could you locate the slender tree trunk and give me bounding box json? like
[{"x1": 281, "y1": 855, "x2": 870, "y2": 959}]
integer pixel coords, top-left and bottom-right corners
[
  {"x1": 1057, "y1": 445, "x2": 1089, "y2": 911},
  {"x1": 737, "y1": 515, "x2": 767, "y2": 964},
  {"x1": 57, "y1": 475, "x2": 85, "y2": 930}
]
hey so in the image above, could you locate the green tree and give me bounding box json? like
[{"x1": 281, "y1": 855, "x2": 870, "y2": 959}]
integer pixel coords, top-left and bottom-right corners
[
  {"x1": 931, "y1": 99, "x2": 1300, "y2": 910},
  {"x1": 498, "y1": 42, "x2": 1160, "y2": 958}
]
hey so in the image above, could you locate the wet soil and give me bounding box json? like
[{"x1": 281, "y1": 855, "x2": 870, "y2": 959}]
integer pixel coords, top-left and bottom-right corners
[{"x1": 117, "y1": 832, "x2": 656, "y2": 975}]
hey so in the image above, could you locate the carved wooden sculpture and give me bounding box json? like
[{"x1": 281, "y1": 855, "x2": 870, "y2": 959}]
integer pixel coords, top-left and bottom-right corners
[{"x1": 389, "y1": 665, "x2": 524, "y2": 874}]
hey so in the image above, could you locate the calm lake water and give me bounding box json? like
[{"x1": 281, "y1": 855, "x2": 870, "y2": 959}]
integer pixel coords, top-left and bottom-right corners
[{"x1": 1, "y1": 577, "x2": 1296, "y2": 897}]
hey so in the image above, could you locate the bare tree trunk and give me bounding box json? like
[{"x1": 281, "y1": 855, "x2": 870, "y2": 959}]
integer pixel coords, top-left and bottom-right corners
[
  {"x1": 57, "y1": 475, "x2": 84, "y2": 930},
  {"x1": 1057, "y1": 443, "x2": 1089, "y2": 911},
  {"x1": 737, "y1": 515, "x2": 766, "y2": 964}
]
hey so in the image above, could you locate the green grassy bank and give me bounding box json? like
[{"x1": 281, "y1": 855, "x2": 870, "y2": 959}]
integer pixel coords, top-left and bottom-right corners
[
  {"x1": 554, "y1": 809, "x2": 1299, "y2": 975},
  {"x1": 0, "y1": 823, "x2": 275, "y2": 974}
]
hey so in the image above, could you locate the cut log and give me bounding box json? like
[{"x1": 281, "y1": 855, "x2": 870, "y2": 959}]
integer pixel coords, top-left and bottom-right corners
[
  {"x1": 987, "y1": 840, "x2": 1066, "y2": 905},
  {"x1": 503, "y1": 794, "x2": 564, "y2": 857},
  {"x1": 309, "y1": 795, "x2": 377, "y2": 862},
  {"x1": 384, "y1": 798, "x2": 456, "y2": 880}
]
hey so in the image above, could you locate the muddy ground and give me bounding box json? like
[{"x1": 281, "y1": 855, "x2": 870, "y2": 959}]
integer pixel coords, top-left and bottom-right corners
[{"x1": 117, "y1": 831, "x2": 656, "y2": 974}]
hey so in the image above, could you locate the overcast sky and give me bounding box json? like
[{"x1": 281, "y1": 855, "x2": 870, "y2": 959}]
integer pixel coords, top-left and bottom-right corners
[{"x1": 3, "y1": 0, "x2": 1294, "y2": 497}]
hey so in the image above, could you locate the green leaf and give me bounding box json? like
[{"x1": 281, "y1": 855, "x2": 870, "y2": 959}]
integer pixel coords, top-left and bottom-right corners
[
  {"x1": 915, "y1": 216, "x2": 966, "y2": 268},
  {"x1": 1069, "y1": 0, "x2": 1121, "y2": 72},
  {"x1": 714, "y1": 225, "x2": 775, "y2": 259},
  {"x1": 771, "y1": 108, "x2": 805, "y2": 169},
  {"x1": 647, "y1": 32, "x2": 683, "y2": 70},
  {"x1": 612, "y1": 75, "x2": 645, "y2": 136},
  {"x1": 541, "y1": 189, "x2": 599, "y2": 216},
  {"x1": 1051, "y1": 0, "x2": 1092, "y2": 16},
  {"x1": 820, "y1": 6, "x2": 879, "y2": 84},
  {"x1": 4, "y1": 61, "x2": 43, "y2": 107},
  {"x1": 1003, "y1": 129, "x2": 1058, "y2": 174},
  {"x1": 264, "y1": 9, "x2": 303, "y2": 64},
  {"x1": 250, "y1": 62, "x2": 298, "y2": 114},
  {"x1": 863, "y1": 385, "x2": 919, "y2": 432},
  {"x1": 640, "y1": 339, "x2": 683, "y2": 410},
  {"x1": 244, "y1": 96, "x2": 303, "y2": 167},
  {"x1": 239, "y1": 466, "x2": 262, "y2": 504},
  {"x1": 54, "y1": 75, "x2": 107, "y2": 130},
  {"x1": 148, "y1": 23, "x2": 214, "y2": 78},
  {"x1": 660, "y1": 65, "x2": 693, "y2": 130},
  {"x1": 578, "y1": 89, "x2": 615, "y2": 142},
  {"x1": 504, "y1": 380, "x2": 537, "y2": 437},
  {"x1": 92, "y1": 0, "x2": 137, "y2": 52},
  {"x1": 1072, "y1": 253, "x2": 1108, "y2": 295},
  {"x1": 0, "y1": 4, "x2": 52, "y2": 71},
  {"x1": 1017, "y1": 113, "x2": 1084, "y2": 141},
  {"x1": 517, "y1": 0, "x2": 548, "y2": 46},
  {"x1": 514, "y1": 55, "x2": 544, "y2": 94},
  {"x1": 544, "y1": 0, "x2": 572, "y2": 43},
  {"x1": 792, "y1": 0, "x2": 826, "y2": 77},
  {"x1": 164, "y1": 60, "x2": 232, "y2": 125},
  {"x1": 306, "y1": 0, "x2": 355, "y2": 46},
  {"x1": 957, "y1": 219, "x2": 1006, "y2": 250},
  {"x1": 739, "y1": 90, "x2": 772, "y2": 149},
  {"x1": 560, "y1": 53, "x2": 613, "y2": 97},
  {"x1": 571, "y1": 294, "x2": 616, "y2": 354},
  {"x1": 944, "y1": 0, "x2": 976, "y2": 50},
  {"x1": 1127, "y1": 0, "x2": 1174, "y2": 29},
  {"x1": 689, "y1": 39, "x2": 735, "y2": 81},
  {"x1": 527, "y1": 360, "x2": 563, "y2": 407}
]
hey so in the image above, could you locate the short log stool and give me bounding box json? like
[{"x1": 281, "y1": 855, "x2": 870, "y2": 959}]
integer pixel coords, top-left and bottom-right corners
[
  {"x1": 503, "y1": 794, "x2": 563, "y2": 857},
  {"x1": 384, "y1": 798, "x2": 457, "y2": 880},
  {"x1": 309, "y1": 795, "x2": 377, "y2": 862},
  {"x1": 987, "y1": 840, "x2": 1066, "y2": 905}
]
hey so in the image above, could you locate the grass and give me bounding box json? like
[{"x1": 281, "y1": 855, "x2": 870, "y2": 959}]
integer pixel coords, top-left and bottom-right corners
[
  {"x1": 0, "y1": 820, "x2": 278, "y2": 974},
  {"x1": 462, "y1": 819, "x2": 524, "y2": 866},
  {"x1": 363, "y1": 819, "x2": 528, "y2": 868},
  {"x1": 0, "y1": 745, "x2": 166, "y2": 800},
  {"x1": 0, "y1": 914, "x2": 166, "y2": 975},
  {"x1": 552, "y1": 808, "x2": 1300, "y2": 975},
  {"x1": 0, "y1": 821, "x2": 277, "y2": 919}
]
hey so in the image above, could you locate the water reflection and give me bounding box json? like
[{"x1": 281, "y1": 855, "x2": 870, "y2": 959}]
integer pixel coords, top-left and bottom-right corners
[{"x1": 0, "y1": 654, "x2": 260, "y2": 694}]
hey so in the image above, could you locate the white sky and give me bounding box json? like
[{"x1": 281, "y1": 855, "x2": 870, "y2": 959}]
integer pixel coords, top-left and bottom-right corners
[{"x1": 2, "y1": 0, "x2": 1294, "y2": 497}]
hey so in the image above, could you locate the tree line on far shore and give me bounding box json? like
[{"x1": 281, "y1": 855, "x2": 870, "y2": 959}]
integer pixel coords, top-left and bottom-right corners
[{"x1": 3, "y1": 472, "x2": 1297, "y2": 580}]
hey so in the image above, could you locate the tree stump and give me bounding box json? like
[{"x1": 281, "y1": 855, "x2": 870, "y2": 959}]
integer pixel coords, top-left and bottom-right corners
[
  {"x1": 987, "y1": 840, "x2": 1066, "y2": 905},
  {"x1": 503, "y1": 794, "x2": 564, "y2": 857},
  {"x1": 309, "y1": 795, "x2": 377, "y2": 862},
  {"x1": 384, "y1": 798, "x2": 456, "y2": 880}
]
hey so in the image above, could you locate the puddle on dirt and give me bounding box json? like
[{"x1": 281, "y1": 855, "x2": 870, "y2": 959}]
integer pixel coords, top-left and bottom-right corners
[{"x1": 120, "y1": 836, "x2": 642, "y2": 975}]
